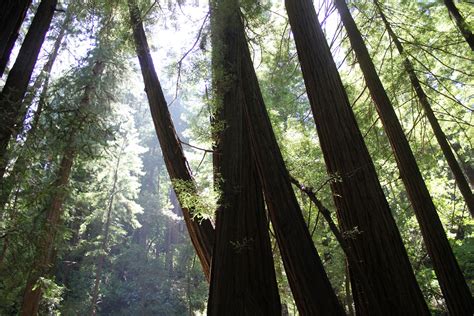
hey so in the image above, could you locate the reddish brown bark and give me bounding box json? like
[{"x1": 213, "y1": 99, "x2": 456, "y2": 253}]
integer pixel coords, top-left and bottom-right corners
[
  {"x1": 20, "y1": 60, "x2": 104, "y2": 316},
  {"x1": 443, "y1": 0, "x2": 474, "y2": 51},
  {"x1": 231, "y1": 6, "x2": 346, "y2": 316},
  {"x1": 207, "y1": 1, "x2": 281, "y2": 313},
  {"x1": 285, "y1": 0, "x2": 429, "y2": 314},
  {"x1": 377, "y1": 1, "x2": 474, "y2": 219},
  {"x1": 0, "y1": 0, "x2": 31, "y2": 77},
  {"x1": 0, "y1": 0, "x2": 57, "y2": 179},
  {"x1": 128, "y1": 0, "x2": 214, "y2": 281},
  {"x1": 371, "y1": 1, "x2": 473, "y2": 313}
]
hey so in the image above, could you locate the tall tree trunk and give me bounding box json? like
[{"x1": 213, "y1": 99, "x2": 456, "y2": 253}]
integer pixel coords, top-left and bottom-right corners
[
  {"x1": 20, "y1": 60, "x2": 104, "y2": 316},
  {"x1": 0, "y1": 9, "x2": 70, "y2": 210},
  {"x1": 89, "y1": 141, "x2": 124, "y2": 316},
  {"x1": 374, "y1": 0, "x2": 474, "y2": 218},
  {"x1": 207, "y1": 1, "x2": 281, "y2": 314},
  {"x1": 335, "y1": 1, "x2": 473, "y2": 314},
  {"x1": 443, "y1": 0, "x2": 474, "y2": 51},
  {"x1": 284, "y1": 0, "x2": 429, "y2": 314},
  {"x1": 128, "y1": 0, "x2": 214, "y2": 281},
  {"x1": 0, "y1": 0, "x2": 31, "y2": 77},
  {"x1": 232, "y1": 5, "x2": 346, "y2": 316},
  {"x1": 0, "y1": 0, "x2": 58, "y2": 179}
]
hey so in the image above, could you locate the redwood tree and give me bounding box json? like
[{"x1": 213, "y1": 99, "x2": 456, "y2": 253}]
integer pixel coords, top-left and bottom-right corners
[
  {"x1": 207, "y1": 0, "x2": 281, "y2": 313},
  {"x1": 128, "y1": 0, "x2": 214, "y2": 280},
  {"x1": 335, "y1": 0, "x2": 473, "y2": 314},
  {"x1": 0, "y1": 0, "x2": 58, "y2": 179},
  {"x1": 0, "y1": 0, "x2": 31, "y2": 77},
  {"x1": 285, "y1": 0, "x2": 429, "y2": 314},
  {"x1": 443, "y1": 0, "x2": 474, "y2": 51},
  {"x1": 374, "y1": 0, "x2": 474, "y2": 218}
]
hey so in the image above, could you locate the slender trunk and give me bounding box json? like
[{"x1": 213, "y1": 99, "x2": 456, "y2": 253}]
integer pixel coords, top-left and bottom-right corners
[
  {"x1": 0, "y1": 0, "x2": 58, "y2": 179},
  {"x1": 90, "y1": 142, "x2": 124, "y2": 316},
  {"x1": 336, "y1": 1, "x2": 473, "y2": 314},
  {"x1": 207, "y1": 1, "x2": 281, "y2": 313},
  {"x1": 20, "y1": 60, "x2": 104, "y2": 315},
  {"x1": 0, "y1": 11, "x2": 69, "y2": 210},
  {"x1": 285, "y1": 0, "x2": 429, "y2": 314},
  {"x1": 345, "y1": 260, "x2": 354, "y2": 316},
  {"x1": 234, "y1": 6, "x2": 346, "y2": 316},
  {"x1": 375, "y1": 1, "x2": 474, "y2": 218},
  {"x1": 0, "y1": 0, "x2": 32, "y2": 77},
  {"x1": 128, "y1": 0, "x2": 214, "y2": 281},
  {"x1": 21, "y1": 147, "x2": 75, "y2": 316},
  {"x1": 444, "y1": 0, "x2": 474, "y2": 51}
]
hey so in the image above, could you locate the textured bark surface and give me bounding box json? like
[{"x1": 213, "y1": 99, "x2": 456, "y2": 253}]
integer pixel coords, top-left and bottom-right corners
[
  {"x1": 285, "y1": 0, "x2": 429, "y2": 314},
  {"x1": 0, "y1": 0, "x2": 31, "y2": 77},
  {"x1": 372, "y1": 2, "x2": 474, "y2": 313},
  {"x1": 207, "y1": 1, "x2": 281, "y2": 314},
  {"x1": 444, "y1": 0, "x2": 474, "y2": 51},
  {"x1": 128, "y1": 0, "x2": 214, "y2": 281},
  {"x1": 375, "y1": 1, "x2": 474, "y2": 219},
  {"x1": 0, "y1": 0, "x2": 57, "y2": 179},
  {"x1": 20, "y1": 60, "x2": 104, "y2": 316},
  {"x1": 232, "y1": 6, "x2": 345, "y2": 316}
]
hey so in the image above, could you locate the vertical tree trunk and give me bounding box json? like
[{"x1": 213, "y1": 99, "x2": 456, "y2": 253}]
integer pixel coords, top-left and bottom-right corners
[
  {"x1": 128, "y1": 0, "x2": 214, "y2": 281},
  {"x1": 374, "y1": 1, "x2": 474, "y2": 218},
  {"x1": 20, "y1": 60, "x2": 104, "y2": 316},
  {"x1": 284, "y1": 0, "x2": 429, "y2": 314},
  {"x1": 335, "y1": 1, "x2": 473, "y2": 314},
  {"x1": 443, "y1": 0, "x2": 474, "y2": 51},
  {"x1": 0, "y1": 0, "x2": 32, "y2": 77},
  {"x1": 0, "y1": 0, "x2": 58, "y2": 179},
  {"x1": 232, "y1": 5, "x2": 346, "y2": 316},
  {"x1": 0, "y1": 9, "x2": 70, "y2": 210},
  {"x1": 207, "y1": 1, "x2": 281, "y2": 314}
]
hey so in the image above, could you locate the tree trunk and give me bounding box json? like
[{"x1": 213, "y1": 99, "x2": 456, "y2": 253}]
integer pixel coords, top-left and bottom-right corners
[
  {"x1": 128, "y1": 0, "x2": 214, "y2": 281},
  {"x1": 231, "y1": 5, "x2": 346, "y2": 316},
  {"x1": 207, "y1": 1, "x2": 281, "y2": 313},
  {"x1": 0, "y1": 9, "x2": 70, "y2": 210},
  {"x1": 336, "y1": 1, "x2": 473, "y2": 314},
  {"x1": 443, "y1": 0, "x2": 474, "y2": 51},
  {"x1": 374, "y1": 1, "x2": 474, "y2": 218},
  {"x1": 20, "y1": 60, "x2": 104, "y2": 316},
  {"x1": 21, "y1": 146, "x2": 75, "y2": 316},
  {"x1": 0, "y1": 0, "x2": 57, "y2": 179},
  {"x1": 0, "y1": 0, "x2": 31, "y2": 77},
  {"x1": 284, "y1": 0, "x2": 429, "y2": 314}
]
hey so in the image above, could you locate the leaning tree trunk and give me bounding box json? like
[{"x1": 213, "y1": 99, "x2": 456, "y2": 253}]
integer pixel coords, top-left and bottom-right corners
[
  {"x1": 207, "y1": 1, "x2": 281, "y2": 314},
  {"x1": 443, "y1": 0, "x2": 474, "y2": 52},
  {"x1": 374, "y1": 1, "x2": 474, "y2": 218},
  {"x1": 284, "y1": 0, "x2": 429, "y2": 314},
  {"x1": 0, "y1": 0, "x2": 31, "y2": 77},
  {"x1": 335, "y1": 0, "x2": 473, "y2": 314},
  {"x1": 128, "y1": 0, "x2": 214, "y2": 281},
  {"x1": 20, "y1": 60, "x2": 104, "y2": 316},
  {"x1": 0, "y1": 0, "x2": 57, "y2": 179},
  {"x1": 228, "y1": 4, "x2": 345, "y2": 315},
  {"x1": 0, "y1": 9, "x2": 70, "y2": 211}
]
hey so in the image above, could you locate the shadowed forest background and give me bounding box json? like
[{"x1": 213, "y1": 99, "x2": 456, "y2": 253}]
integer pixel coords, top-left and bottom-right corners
[{"x1": 0, "y1": 0, "x2": 472, "y2": 315}]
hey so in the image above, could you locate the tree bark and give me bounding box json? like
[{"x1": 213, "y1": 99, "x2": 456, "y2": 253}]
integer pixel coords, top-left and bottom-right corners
[
  {"x1": 230, "y1": 5, "x2": 346, "y2": 316},
  {"x1": 284, "y1": 0, "x2": 429, "y2": 314},
  {"x1": 336, "y1": 1, "x2": 473, "y2": 314},
  {"x1": 20, "y1": 60, "x2": 104, "y2": 316},
  {"x1": 207, "y1": 1, "x2": 281, "y2": 313},
  {"x1": 0, "y1": 0, "x2": 57, "y2": 179},
  {"x1": 0, "y1": 0, "x2": 32, "y2": 77},
  {"x1": 128, "y1": 0, "x2": 214, "y2": 281},
  {"x1": 443, "y1": 0, "x2": 474, "y2": 51},
  {"x1": 374, "y1": 1, "x2": 474, "y2": 218},
  {"x1": 0, "y1": 9, "x2": 70, "y2": 211}
]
